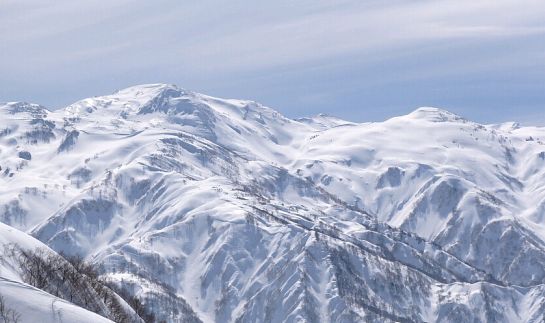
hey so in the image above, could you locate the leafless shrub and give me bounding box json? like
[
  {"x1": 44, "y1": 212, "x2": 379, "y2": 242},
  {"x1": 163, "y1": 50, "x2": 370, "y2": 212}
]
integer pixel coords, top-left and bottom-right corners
[
  {"x1": 0, "y1": 294, "x2": 21, "y2": 323},
  {"x1": 11, "y1": 247, "x2": 148, "y2": 322}
]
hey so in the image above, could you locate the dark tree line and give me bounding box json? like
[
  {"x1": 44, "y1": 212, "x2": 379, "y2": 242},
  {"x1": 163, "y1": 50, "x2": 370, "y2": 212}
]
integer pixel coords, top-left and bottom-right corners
[{"x1": 6, "y1": 246, "x2": 158, "y2": 323}]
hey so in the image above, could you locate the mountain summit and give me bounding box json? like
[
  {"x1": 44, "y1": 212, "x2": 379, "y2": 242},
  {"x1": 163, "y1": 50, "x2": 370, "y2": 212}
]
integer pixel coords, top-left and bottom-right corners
[
  {"x1": 1, "y1": 84, "x2": 545, "y2": 322},
  {"x1": 406, "y1": 107, "x2": 467, "y2": 123}
]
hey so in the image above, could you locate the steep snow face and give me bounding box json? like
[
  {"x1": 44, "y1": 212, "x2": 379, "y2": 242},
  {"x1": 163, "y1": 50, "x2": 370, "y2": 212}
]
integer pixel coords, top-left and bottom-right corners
[{"x1": 2, "y1": 85, "x2": 545, "y2": 322}]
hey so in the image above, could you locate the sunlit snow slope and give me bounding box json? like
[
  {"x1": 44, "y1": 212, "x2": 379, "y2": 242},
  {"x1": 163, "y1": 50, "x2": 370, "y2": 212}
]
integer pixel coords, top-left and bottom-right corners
[
  {"x1": 1, "y1": 84, "x2": 545, "y2": 322},
  {"x1": 0, "y1": 222, "x2": 114, "y2": 323}
]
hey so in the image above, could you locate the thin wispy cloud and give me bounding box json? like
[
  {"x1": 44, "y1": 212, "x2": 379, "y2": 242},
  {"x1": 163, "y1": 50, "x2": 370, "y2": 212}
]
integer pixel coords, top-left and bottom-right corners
[{"x1": 0, "y1": 0, "x2": 543, "y2": 124}]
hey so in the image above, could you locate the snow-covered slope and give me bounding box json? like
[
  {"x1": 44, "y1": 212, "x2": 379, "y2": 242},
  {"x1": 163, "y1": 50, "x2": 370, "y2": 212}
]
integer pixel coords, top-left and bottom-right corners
[
  {"x1": 0, "y1": 222, "x2": 114, "y2": 323},
  {"x1": 1, "y1": 84, "x2": 545, "y2": 322}
]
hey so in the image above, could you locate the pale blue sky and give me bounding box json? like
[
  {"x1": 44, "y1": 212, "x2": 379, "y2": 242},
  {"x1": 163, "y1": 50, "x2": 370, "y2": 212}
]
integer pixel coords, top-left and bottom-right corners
[{"x1": 1, "y1": 0, "x2": 544, "y2": 124}]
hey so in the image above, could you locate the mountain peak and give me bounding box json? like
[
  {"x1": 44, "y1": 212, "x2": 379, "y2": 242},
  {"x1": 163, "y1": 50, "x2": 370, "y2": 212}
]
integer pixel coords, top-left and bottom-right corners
[
  {"x1": 63, "y1": 83, "x2": 190, "y2": 117},
  {"x1": 406, "y1": 107, "x2": 467, "y2": 123},
  {"x1": 113, "y1": 83, "x2": 184, "y2": 98}
]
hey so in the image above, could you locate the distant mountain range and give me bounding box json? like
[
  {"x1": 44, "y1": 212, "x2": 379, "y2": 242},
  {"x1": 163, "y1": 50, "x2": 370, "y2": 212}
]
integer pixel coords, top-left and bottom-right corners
[{"x1": 1, "y1": 84, "x2": 545, "y2": 322}]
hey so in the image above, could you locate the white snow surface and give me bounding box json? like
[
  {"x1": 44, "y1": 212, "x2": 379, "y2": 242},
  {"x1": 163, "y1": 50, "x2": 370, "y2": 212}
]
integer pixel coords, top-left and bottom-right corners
[
  {"x1": 0, "y1": 222, "x2": 113, "y2": 323},
  {"x1": 1, "y1": 84, "x2": 545, "y2": 322}
]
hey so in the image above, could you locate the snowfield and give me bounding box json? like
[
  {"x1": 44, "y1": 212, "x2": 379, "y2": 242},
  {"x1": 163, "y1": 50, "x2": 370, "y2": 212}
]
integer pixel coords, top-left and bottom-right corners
[{"x1": 1, "y1": 84, "x2": 545, "y2": 322}]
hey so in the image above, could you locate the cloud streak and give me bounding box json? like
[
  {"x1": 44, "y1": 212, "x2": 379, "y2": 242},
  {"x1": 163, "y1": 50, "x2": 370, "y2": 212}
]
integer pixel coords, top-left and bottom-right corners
[{"x1": 0, "y1": 0, "x2": 543, "y2": 123}]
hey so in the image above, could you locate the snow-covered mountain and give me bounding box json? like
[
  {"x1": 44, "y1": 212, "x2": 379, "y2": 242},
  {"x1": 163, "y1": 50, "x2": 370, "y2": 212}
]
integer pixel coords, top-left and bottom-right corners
[{"x1": 1, "y1": 84, "x2": 545, "y2": 322}]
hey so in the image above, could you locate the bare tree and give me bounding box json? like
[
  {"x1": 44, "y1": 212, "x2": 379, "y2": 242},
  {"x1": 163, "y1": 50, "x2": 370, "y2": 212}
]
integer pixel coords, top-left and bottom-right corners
[
  {"x1": 12, "y1": 247, "x2": 152, "y2": 322},
  {"x1": 0, "y1": 294, "x2": 21, "y2": 323}
]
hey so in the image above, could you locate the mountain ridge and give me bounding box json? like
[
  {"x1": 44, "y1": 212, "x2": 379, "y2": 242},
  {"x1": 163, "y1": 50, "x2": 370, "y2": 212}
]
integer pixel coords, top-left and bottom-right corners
[{"x1": 1, "y1": 84, "x2": 545, "y2": 322}]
